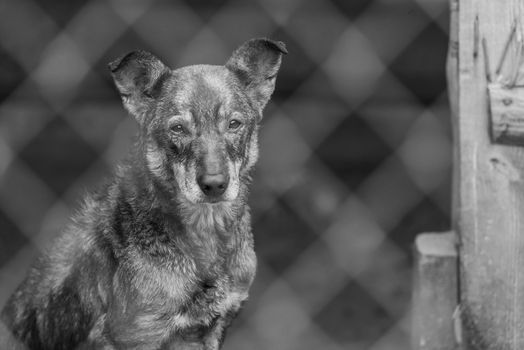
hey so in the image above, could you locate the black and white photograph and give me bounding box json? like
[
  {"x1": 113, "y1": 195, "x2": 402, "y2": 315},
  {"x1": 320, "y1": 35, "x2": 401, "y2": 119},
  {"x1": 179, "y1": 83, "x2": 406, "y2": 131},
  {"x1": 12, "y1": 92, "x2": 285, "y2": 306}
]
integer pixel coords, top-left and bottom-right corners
[{"x1": 0, "y1": 0, "x2": 520, "y2": 349}]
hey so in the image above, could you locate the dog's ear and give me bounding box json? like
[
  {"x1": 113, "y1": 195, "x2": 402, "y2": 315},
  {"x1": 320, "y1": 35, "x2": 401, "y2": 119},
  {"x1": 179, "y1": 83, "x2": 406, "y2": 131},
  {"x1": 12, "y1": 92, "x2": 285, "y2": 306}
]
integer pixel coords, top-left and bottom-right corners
[
  {"x1": 226, "y1": 38, "x2": 287, "y2": 114},
  {"x1": 109, "y1": 50, "x2": 170, "y2": 124}
]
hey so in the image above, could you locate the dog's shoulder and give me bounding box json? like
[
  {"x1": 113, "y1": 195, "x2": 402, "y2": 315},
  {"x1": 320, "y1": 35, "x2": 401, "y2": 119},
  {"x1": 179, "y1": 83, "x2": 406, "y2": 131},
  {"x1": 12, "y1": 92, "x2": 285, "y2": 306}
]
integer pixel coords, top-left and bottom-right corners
[{"x1": 1, "y1": 190, "x2": 118, "y2": 349}]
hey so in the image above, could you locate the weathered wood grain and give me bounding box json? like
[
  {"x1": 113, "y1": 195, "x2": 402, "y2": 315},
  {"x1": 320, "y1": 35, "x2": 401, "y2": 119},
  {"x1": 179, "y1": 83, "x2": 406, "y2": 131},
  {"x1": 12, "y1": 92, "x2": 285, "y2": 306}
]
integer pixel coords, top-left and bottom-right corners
[
  {"x1": 412, "y1": 232, "x2": 458, "y2": 350},
  {"x1": 454, "y1": 0, "x2": 524, "y2": 348}
]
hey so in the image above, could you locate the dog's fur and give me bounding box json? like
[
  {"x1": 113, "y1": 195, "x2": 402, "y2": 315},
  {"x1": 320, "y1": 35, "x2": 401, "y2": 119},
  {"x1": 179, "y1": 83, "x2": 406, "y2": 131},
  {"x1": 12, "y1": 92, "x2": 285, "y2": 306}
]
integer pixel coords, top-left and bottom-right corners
[{"x1": 1, "y1": 38, "x2": 286, "y2": 349}]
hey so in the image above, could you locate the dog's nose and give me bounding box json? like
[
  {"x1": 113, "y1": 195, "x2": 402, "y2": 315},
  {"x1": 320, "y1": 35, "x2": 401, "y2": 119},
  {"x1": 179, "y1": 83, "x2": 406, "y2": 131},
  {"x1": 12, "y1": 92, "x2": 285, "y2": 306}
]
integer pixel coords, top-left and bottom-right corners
[{"x1": 197, "y1": 174, "x2": 228, "y2": 197}]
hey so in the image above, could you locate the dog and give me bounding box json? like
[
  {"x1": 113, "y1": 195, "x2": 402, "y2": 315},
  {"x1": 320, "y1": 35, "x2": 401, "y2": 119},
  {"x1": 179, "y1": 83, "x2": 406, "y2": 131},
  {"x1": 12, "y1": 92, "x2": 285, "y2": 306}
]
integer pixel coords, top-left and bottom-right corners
[{"x1": 1, "y1": 37, "x2": 286, "y2": 349}]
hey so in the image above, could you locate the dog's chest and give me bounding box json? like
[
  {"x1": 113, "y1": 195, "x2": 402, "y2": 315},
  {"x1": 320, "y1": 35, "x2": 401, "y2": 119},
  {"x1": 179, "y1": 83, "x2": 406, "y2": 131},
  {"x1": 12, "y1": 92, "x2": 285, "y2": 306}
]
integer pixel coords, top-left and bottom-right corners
[{"x1": 112, "y1": 227, "x2": 256, "y2": 344}]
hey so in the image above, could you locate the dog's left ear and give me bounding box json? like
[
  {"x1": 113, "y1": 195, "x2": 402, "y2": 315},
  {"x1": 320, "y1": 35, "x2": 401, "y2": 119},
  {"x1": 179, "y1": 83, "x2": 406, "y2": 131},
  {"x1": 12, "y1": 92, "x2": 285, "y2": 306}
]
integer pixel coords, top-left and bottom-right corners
[
  {"x1": 109, "y1": 50, "x2": 170, "y2": 124},
  {"x1": 226, "y1": 38, "x2": 287, "y2": 114}
]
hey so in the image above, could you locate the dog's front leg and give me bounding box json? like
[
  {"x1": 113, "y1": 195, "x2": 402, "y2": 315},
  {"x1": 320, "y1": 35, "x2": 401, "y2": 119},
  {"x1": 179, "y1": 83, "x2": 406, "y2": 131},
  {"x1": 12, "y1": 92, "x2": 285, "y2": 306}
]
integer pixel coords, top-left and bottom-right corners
[
  {"x1": 202, "y1": 305, "x2": 243, "y2": 350},
  {"x1": 76, "y1": 314, "x2": 116, "y2": 350},
  {"x1": 201, "y1": 319, "x2": 231, "y2": 350}
]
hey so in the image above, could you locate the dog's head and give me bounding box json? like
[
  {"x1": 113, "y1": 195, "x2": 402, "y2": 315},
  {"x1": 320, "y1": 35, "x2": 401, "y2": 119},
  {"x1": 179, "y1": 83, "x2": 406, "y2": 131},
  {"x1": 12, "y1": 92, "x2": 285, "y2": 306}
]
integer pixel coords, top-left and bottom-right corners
[{"x1": 109, "y1": 38, "x2": 286, "y2": 205}]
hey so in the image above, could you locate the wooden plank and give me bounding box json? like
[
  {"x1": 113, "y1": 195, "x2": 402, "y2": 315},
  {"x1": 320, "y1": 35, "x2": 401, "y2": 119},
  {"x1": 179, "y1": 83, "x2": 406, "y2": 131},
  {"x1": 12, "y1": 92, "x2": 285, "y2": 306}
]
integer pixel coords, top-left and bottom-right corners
[
  {"x1": 455, "y1": 0, "x2": 524, "y2": 348},
  {"x1": 488, "y1": 84, "x2": 524, "y2": 146},
  {"x1": 411, "y1": 232, "x2": 458, "y2": 350}
]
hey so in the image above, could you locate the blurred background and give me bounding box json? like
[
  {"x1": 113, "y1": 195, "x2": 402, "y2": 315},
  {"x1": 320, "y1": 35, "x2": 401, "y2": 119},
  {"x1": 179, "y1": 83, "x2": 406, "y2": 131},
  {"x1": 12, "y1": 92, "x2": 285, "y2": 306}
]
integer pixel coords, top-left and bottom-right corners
[{"x1": 0, "y1": 0, "x2": 451, "y2": 349}]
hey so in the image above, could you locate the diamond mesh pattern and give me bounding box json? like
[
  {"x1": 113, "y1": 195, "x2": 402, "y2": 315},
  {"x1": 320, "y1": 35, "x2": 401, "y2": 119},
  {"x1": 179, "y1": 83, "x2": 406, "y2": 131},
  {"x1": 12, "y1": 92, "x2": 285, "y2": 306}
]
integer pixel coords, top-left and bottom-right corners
[{"x1": 0, "y1": 0, "x2": 451, "y2": 348}]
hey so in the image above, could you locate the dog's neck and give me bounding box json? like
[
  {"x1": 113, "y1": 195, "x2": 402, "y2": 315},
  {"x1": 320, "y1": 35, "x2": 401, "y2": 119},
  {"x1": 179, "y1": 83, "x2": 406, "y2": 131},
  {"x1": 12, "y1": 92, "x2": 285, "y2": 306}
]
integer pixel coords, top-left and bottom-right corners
[
  {"x1": 114, "y1": 155, "x2": 249, "y2": 239},
  {"x1": 107, "y1": 160, "x2": 251, "y2": 274}
]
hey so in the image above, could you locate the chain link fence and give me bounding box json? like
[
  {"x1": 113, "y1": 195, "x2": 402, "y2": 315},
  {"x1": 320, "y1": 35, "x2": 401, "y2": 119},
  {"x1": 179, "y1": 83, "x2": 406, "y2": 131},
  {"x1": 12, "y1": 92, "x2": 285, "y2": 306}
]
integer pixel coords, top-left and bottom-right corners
[{"x1": 0, "y1": 0, "x2": 451, "y2": 348}]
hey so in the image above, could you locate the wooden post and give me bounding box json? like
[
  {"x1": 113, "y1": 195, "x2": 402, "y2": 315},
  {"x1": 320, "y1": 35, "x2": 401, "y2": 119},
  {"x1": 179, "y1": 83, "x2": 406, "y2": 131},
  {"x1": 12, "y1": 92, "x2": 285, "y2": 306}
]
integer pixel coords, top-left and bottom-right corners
[
  {"x1": 412, "y1": 232, "x2": 458, "y2": 350},
  {"x1": 453, "y1": 0, "x2": 524, "y2": 348},
  {"x1": 447, "y1": 0, "x2": 459, "y2": 223}
]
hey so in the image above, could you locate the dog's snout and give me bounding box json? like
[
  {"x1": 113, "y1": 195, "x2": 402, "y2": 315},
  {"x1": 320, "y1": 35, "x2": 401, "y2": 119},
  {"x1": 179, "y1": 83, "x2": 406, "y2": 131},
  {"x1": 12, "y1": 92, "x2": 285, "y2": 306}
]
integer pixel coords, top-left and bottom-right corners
[{"x1": 198, "y1": 174, "x2": 228, "y2": 197}]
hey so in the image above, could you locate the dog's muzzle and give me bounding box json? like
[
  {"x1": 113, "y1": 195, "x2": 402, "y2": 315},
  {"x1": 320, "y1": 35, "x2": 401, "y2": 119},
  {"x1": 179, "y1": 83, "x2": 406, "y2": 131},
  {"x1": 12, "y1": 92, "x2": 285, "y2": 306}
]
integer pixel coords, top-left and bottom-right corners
[{"x1": 197, "y1": 173, "x2": 229, "y2": 199}]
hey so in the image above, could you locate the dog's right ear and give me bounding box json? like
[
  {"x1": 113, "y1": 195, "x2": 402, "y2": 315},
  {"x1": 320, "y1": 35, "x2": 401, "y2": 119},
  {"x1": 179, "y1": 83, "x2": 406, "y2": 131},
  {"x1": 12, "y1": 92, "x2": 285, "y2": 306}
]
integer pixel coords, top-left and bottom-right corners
[
  {"x1": 109, "y1": 50, "x2": 170, "y2": 124},
  {"x1": 226, "y1": 38, "x2": 287, "y2": 115}
]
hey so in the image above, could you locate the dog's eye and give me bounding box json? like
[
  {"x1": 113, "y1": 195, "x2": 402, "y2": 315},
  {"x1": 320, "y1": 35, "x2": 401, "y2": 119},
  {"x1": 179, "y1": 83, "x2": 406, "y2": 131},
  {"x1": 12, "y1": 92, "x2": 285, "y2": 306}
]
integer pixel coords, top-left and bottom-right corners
[
  {"x1": 228, "y1": 119, "x2": 242, "y2": 131},
  {"x1": 170, "y1": 124, "x2": 185, "y2": 134}
]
